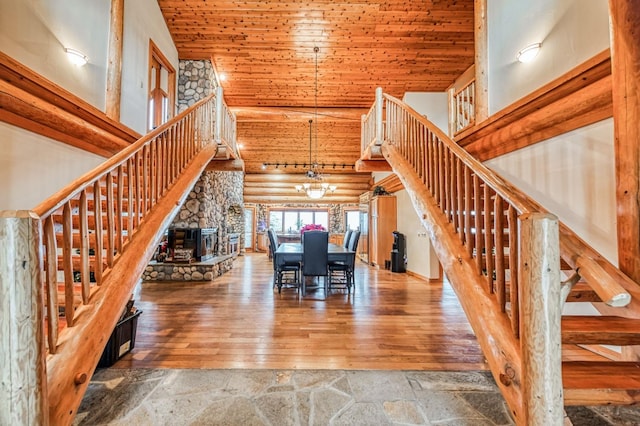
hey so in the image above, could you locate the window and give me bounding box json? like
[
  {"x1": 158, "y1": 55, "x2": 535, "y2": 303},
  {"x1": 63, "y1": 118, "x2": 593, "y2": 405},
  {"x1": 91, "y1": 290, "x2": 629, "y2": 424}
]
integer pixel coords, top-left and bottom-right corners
[
  {"x1": 269, "y1": 209, "x2": 329, "y2": 233},
  {"x1": 345, "y1": 210, "x2": 360, "y2": 231},
  {"x1": 148, "y1": 40, "x2": 175, "y2": 131}
]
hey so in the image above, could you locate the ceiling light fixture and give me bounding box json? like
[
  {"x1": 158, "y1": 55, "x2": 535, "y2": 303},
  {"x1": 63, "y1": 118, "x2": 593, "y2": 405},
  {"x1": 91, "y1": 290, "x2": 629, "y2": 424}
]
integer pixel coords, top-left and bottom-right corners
[
  {"x1": 295, "y1": 47, "x2": 336, "y2": 199},
  {"x1": 64, "y1": 47, "x2": 88, "y2": 66},
  {"x1": 516, "y1": 43, "x2": 541, "y2": 63}
]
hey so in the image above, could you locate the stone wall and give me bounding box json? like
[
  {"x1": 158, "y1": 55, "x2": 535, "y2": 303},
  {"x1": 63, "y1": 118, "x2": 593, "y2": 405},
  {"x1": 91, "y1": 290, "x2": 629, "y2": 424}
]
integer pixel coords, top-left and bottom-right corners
[
  {"x1": 177, "y1": 60, "x2": 218, "y2": 113},
  {"x1": 170, "y1": 170, "x2": 244, "y2": 256}
]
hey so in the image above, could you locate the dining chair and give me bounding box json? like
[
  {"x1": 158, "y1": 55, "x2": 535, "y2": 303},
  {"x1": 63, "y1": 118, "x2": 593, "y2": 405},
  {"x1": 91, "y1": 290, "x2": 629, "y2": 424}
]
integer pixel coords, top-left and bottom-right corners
[
  {"x1": 348, "y1": 230, "x2": 360, "y2": 252},
  {"x1": 268, "y1": 228, "x2": 300, "y2": 293},
  {"x1": 301, "y1": 231, "x2": 329, "y2": 295},
  {"x1": 329, "y1": 230, "x2": 360, "y2": 293},
  {"x1": 342, "y1": 229, "x2": 352, "y2": 249}
]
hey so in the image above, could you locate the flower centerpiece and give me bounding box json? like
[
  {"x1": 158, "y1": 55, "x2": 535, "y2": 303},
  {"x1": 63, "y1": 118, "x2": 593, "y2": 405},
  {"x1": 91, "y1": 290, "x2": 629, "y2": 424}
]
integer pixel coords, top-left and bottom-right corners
[{"x1": 300, "y1": 224, "x2": 326, "y2": 235}]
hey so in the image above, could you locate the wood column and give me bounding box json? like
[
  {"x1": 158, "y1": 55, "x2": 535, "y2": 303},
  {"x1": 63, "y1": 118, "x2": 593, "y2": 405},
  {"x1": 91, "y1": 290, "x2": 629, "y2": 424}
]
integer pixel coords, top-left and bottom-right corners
[
  {"x1": 106, "y1": 0, "x2": 124, "y2": 121},
  {"x1": 609, "y1": 0, "x2": 640, "y2": 284},
  {"x1": 0, "y1": 211, "x2": 48, "y2": 426},
  {"x1": 520, "y1": 213, "x2": 563, "y2": 425},
  {"x1": 474, "y1": 0, "x2": 489, "y2": 122}
]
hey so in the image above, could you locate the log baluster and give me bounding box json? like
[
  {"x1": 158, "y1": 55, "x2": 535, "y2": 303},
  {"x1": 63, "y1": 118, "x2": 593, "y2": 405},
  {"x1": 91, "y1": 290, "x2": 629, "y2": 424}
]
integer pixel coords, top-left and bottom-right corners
[
  {"x1": 44, "y1": 215, "x2": 59, "y2": 352},
  {"x1": 62, "y1": 201, "x2": 75, "y2": 327},
  {"x1": 508, "y1": 205, "x2": 520, "y2": 337},
  {"x1": 93, "y1": 180, "x2": 104, "y2": 286},
  {"x1": 79, "y1": 190, "x2": 90, "y2": 303},
  {"x1": 495, "y1": 195, "x2": 506, "y2": 312}
]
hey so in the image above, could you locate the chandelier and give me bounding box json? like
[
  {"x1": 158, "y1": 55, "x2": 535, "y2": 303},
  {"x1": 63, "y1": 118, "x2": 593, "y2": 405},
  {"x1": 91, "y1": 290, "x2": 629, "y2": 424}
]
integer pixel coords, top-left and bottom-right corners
[{"x1": 295, "y1": 46, "x2": 337, "y2": 199}]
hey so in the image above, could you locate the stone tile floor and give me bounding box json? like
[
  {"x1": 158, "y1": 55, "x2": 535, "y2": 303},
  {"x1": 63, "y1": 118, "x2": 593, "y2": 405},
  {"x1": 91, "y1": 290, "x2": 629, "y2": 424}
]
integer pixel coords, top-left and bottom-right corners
[{"x1": 75, "y1": 369, "x2": 640, "y2": 425}]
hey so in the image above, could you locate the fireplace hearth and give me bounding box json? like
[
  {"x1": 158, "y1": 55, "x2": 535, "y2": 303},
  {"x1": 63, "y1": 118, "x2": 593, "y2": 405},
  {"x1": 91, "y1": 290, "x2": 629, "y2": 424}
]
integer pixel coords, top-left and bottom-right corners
[{"x1": 167, "y1": 228, "x2": 218, "y2": 262}]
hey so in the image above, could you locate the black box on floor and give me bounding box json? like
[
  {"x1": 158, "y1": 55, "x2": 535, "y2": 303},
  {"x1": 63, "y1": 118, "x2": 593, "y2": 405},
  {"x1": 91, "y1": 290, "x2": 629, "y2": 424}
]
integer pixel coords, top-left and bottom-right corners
[{"x1": 98, "y1": 310, "x2": 142, "y2": 368}]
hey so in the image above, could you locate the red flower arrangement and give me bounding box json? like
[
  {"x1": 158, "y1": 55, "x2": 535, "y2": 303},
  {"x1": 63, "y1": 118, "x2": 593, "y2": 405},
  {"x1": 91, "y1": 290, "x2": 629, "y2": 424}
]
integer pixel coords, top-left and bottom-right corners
[{"x1": 300, "y1": 224, "x2": 326, "y2": 234}]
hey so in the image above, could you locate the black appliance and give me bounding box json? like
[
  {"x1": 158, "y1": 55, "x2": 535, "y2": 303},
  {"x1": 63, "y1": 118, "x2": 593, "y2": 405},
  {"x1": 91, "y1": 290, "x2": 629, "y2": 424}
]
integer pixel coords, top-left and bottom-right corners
[{"x1": 391, "y1": 231, "x2": 406, "y2": 273}]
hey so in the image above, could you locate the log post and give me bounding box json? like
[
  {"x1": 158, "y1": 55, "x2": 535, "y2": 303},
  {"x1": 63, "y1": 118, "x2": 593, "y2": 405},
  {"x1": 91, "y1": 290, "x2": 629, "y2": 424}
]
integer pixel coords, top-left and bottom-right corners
[
  {"x1": 474, "y1": 0, "x2": 489, "y2": 122},
  {"x1": 519, "y1": 212, "x2": 563, "y2": 425},
  {"x1": 215, "y1": 86, "x2": 223, "y2": 144},
  {"x1": 608, "y1": 0, "x2": 640, "y2": 285},
  {"x1": 375, "y1": 87, "x2": 384, "y2": 145},
  {"x1": 106, "y1": 0, "x2": 124, "y2": 121},
  {"x1": 0, "y1": 211, "x2": 48, "y2": 426}
]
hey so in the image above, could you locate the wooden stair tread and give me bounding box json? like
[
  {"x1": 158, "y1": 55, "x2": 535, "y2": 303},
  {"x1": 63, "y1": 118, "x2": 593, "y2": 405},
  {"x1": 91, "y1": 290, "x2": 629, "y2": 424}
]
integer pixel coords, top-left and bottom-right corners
[
  {"x1": 563, "y1": 361, "x2": 640, "y2": 389},
  {"x1": 563, "y1": 361, "x2": 640, "y2": 405},
  {"x1": 562, "y1": 316, "x2": 640, "y2": 345}
]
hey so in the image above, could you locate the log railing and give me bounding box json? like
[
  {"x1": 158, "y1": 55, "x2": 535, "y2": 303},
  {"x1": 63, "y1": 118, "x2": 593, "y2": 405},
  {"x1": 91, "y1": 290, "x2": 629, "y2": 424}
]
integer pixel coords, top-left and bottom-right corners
[
  {"x1": 364, "y1": 89, "x2": 636, "y2": 424},
  {"x1": 0, "y1": 88, "x2": 237, "y2": 425},
  {"x1": 452, "y1": 79, "x2": 475, "y2": 134},
  {"x1": 34, "y1": 91, "x2": 238, "y2": 354}
]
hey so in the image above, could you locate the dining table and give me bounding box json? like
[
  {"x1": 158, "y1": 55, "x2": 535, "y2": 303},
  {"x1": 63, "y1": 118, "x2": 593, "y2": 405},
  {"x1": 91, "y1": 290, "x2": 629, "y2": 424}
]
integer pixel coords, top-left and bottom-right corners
[{"x1": 274, "y1": 243, "x2": 356, "y2": 294}]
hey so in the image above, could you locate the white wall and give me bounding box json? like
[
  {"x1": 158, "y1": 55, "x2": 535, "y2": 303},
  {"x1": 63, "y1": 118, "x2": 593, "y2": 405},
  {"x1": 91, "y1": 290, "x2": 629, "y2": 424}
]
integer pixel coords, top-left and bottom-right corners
[
  {"x1": 487, "y1": 120, "x2": 617, "y2": 263},
  {"x1": 485, "y1": 0, "x2": 616, "y2": 263},
  {"x1": 0, "y1": 0, "x2": 111, "y2": 109},
  {"x1": 487, "y1": 0, "x2": 610, "y2": 114},
  {"x1": 0, "y1": 122, "x2": 104, "y2": 210},
  {"x1": 0, "y1": 0, "x2": 178, "y2": 209}
]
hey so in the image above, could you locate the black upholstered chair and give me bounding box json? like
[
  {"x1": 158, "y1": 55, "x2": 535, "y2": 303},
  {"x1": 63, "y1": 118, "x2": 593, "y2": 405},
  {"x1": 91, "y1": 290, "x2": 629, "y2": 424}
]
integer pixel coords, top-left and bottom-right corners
[
  {"x1": 342, "y1": 230, "x2": 352, "y2": 249},
  {"x1": 348, "y1": 230, "x2": 360, "y2": 252},
  {"x1": 329, "y1": 230, "x2": 360, "y2": 293},
  {"x1": 301, "y1": 231, "x2": 329, "y2": 295},
  {"x1": 268, "y1": 228, "x2": 300, "y2": 293}
]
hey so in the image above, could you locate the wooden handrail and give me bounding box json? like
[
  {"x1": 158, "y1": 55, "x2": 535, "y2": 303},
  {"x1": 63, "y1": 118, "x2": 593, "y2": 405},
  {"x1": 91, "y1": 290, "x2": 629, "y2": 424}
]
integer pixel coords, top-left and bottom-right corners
[
  {"x1": 366, "y1": 88, "x2": 638, "y2": 424},
  {"x1": 2, "y1": 88, "x2": 238, "y2": 424},
  {"x1": 380, "y1": 91, "x2": 632, "y2": 310}
]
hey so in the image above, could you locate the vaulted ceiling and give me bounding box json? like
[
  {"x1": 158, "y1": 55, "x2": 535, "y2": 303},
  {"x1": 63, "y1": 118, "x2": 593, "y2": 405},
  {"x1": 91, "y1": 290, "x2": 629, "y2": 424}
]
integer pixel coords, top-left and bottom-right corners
[{"x1": 157, "y1": 0, "x2": 475, "y2": 201}]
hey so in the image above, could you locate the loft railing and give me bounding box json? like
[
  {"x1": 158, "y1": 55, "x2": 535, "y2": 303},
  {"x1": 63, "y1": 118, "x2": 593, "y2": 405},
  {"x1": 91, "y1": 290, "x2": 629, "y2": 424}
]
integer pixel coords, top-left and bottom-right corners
[
  {"x1": 452, "y1": 79, "x2": 475, "y2": 134},
  {"x1": 0, "y1": 89, "x2": 237, "y2": 425},
  {"x1": 362, "y1": 88, "x2": 638, "y2": 424}
]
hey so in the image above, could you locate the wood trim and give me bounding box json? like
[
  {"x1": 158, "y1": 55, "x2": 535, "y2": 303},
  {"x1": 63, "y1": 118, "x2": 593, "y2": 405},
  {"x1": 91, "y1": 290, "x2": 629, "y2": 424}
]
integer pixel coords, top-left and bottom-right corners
[
  {"x1": 456, "y1": 50, "x2": 612, "y2": 161},
  {"x1": 355, "y1": 159, "x2": 392, "y2": 172},
  {"x1": 372, "y1": 173, "x2": 404, "y2": 193},
  {"x1": 205, "y1": 159, "x2": 245, "y2": 172},
  {"x1": 0, "y1": 80, "x2": 130, "y2": 157},
  {"x1": 0, "y1": 51, "x2": 139, "y2": 148},
  {"x1": 148, "y1": 39, "x2": 176, "y2": 131}
]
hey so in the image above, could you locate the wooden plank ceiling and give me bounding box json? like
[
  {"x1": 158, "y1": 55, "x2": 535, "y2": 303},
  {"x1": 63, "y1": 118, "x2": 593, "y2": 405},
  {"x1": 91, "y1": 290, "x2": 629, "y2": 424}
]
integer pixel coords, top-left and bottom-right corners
[{"x1": 157, "y1": 0, "x2": 475, "y2": 202}]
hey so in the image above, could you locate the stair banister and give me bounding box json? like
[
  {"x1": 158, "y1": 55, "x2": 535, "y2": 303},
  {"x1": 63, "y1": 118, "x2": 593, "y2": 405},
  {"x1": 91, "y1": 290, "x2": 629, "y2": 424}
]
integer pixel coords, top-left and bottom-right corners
[
  {"x1": 369, "y1": 88, "x2": 637, "y2": 424},
  {"x1": 0, "y1": 89, "x2": 238, "y2": 424}
]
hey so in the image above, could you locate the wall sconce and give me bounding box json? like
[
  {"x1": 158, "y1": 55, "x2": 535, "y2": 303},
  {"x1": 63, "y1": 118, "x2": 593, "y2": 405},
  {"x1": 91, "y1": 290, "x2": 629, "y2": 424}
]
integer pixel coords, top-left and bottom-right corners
[
  {"x1": 64, "y1": 48, "x2": 88, "y2": 66},
  {"x1": 516, "y1": 43, "x2": 541, "y2": 63}
]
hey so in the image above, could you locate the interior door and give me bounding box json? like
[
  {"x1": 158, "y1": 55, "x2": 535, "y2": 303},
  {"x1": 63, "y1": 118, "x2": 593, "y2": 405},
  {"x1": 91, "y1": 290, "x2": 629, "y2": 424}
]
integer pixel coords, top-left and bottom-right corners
[{"x1": 244, "y1": 207, "x2": 255, "y2": 251}]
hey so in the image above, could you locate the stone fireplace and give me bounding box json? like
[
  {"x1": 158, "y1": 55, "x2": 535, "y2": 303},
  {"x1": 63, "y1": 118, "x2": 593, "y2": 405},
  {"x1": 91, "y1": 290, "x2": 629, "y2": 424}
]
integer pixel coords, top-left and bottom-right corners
[
  {"x1": 143, "y1": 170, "x2": 244, "y2": 282},
  {"x1": 167, "y1": 227, "x2": 218, "y2": 262}
]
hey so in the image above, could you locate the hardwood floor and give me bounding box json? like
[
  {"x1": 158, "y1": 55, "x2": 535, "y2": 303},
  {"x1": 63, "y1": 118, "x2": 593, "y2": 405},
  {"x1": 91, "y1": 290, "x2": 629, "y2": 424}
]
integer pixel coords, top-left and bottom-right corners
[{"x1": 117, "y1": 253, "x2": 489, "y2": 370}]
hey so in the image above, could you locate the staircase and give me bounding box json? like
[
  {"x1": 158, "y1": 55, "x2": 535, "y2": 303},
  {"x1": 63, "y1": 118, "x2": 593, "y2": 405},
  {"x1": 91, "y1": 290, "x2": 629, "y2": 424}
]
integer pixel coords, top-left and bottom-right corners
[
  {"x1": 361, "y1": 89, "x2": 640, "y2": 424},
  {"x1": 0, "y1": 91, "x2": 239, "y2": 425}
]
